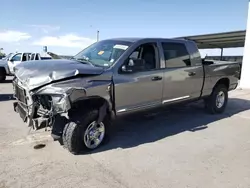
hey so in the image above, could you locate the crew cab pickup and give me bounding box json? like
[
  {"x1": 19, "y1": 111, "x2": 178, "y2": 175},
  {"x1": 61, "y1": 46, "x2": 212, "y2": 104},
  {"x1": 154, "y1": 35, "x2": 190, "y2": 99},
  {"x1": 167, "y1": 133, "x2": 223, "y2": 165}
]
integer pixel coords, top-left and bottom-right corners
[{"x1": 12, "y1": 38, "x2": 241, "y2": 154}]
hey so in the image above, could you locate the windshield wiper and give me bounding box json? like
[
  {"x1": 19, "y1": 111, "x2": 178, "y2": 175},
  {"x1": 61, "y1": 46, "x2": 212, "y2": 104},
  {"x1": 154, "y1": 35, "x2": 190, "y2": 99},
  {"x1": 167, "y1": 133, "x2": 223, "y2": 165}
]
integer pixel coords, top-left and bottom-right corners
[{"x1": 71, "y1": 56, "x2": 95, "y2": 66}]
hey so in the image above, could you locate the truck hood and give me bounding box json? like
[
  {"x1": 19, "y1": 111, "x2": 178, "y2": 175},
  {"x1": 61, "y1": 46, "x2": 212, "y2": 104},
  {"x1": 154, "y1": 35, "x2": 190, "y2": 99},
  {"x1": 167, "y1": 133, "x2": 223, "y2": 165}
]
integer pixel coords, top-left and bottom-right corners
[{"x1": 14, "y1": 59, "x2": 105, "y2": 90}]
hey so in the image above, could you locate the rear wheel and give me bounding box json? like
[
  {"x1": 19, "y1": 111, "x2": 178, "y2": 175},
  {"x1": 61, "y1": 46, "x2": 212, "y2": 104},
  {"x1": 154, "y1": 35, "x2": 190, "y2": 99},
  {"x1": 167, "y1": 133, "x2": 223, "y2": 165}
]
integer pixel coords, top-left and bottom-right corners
[
  {"x1": 62, "y1": 110, "x2": 111, "y2": 154},
  {"x1": 204, "y1": 84, "x2": 228, "y2": 114},
  {"x1": 0, "y1": 68, "x2": 6, "y2": 82}
]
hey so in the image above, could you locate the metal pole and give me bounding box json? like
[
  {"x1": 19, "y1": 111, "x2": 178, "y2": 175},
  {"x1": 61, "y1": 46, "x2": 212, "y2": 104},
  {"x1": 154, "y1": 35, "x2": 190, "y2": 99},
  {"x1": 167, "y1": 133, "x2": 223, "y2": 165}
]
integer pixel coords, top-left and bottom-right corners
[
  {"x1": 220, "y1": 48, "x2": 223, "y2": 60},
  {"x1": 97, "y1": 30, "x2": 99, "y2": 42}
]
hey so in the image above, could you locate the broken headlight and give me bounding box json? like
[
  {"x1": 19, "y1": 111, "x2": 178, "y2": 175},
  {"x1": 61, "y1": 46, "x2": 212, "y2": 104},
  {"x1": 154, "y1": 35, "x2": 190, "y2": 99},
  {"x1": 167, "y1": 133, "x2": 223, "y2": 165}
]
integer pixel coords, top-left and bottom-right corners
[
  {"x1": 50, "y1": 94, "x2": 71, "y2": 113},
  {"x1": 33, "y1": 94, "x2": 70, "y2": 114}
]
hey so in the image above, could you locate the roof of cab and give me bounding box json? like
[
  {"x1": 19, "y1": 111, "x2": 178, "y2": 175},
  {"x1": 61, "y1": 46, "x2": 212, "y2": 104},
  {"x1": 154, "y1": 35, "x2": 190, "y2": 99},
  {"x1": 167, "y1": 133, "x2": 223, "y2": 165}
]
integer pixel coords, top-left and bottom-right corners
[
  {"x1": 103, "y1": 37, "x2": 187, "y2": 43},
  {"x1": 104, "y1": 30, "x2": 246, "y2": 49},
  {"x1": 106, "y1": 37, "x2": 142, "y2": 42}
]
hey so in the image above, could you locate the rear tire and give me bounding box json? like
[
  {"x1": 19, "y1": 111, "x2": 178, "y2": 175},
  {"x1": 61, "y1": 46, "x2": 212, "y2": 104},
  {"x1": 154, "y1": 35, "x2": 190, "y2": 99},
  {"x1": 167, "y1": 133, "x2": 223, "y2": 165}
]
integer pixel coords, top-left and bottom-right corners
[
  {"x1": 204, "y1": 84, "x2": 228, "y2": 114},
  {"x1": 0, "y1": 68, "x2": 6, "y2": 82},
  {"x1": 62, "y1": 110, "x2": 111, "y2": 155}
]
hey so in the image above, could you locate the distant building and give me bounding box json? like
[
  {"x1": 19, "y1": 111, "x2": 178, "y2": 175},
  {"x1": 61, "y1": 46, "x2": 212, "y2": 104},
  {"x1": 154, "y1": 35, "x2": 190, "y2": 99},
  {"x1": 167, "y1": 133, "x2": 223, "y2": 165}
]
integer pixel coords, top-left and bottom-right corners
[
  {"x1": 43, "y1": 46, "x2": 47, "y2": 52},
  {"x1": 40, "y1": 46, "x2": 52, "y2": 59}
]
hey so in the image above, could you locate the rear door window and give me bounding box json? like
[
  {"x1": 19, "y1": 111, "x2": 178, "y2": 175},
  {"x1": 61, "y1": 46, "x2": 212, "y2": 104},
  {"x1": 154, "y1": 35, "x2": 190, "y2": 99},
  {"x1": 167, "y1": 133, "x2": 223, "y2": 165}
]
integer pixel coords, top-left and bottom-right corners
[
  {"x1": 161, "y1": 42, "x2": 191, "y2": 68},
  {"x1": 35, "y1": 54, "x2": 40, "y2": 60}
]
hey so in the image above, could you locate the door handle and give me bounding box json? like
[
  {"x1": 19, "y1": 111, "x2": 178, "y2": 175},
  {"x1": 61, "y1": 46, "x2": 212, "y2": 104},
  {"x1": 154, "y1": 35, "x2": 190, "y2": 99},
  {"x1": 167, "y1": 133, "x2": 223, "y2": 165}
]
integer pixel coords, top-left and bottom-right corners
[
  {"x1": 151, "y1": 76, "x2": 162, "y2": 81},
  {"x1": 188, "y1": 72, "x2": 196, "y2": 76}
]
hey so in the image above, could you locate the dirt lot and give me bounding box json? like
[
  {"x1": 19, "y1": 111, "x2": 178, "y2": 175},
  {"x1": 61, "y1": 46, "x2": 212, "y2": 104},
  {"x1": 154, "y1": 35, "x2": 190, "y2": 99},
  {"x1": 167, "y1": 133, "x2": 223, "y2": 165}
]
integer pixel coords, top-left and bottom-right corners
[{"x1": 0, "y1": 77, "x2": 250, "y2": 188}]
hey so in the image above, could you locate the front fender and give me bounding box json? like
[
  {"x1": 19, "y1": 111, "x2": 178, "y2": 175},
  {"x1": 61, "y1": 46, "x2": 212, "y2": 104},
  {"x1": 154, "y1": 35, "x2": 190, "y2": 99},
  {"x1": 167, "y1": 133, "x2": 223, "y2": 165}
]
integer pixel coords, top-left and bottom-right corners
[{"x1": 33, "y1": 77, "x2": 113, "y2": 114}]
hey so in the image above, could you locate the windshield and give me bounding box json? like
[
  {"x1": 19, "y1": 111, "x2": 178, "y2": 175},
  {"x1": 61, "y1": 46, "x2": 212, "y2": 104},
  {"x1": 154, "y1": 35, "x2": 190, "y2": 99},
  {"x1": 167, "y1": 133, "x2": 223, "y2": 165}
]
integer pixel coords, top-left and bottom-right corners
[
  {"x1": 2, "y1": 53, "x2": 13, "y2": 60},
  {"x1": 73, "y1": 40, "x2": 132, "y2": 67}
]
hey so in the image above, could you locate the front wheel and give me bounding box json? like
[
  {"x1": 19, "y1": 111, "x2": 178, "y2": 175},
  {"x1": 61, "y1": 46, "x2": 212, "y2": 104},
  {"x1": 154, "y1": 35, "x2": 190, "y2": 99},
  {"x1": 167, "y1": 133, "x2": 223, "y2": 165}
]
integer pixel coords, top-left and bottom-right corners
[
  {"x1": 204, "y1": 84, "x2": 228, "y2": 114},
  {"x1": 62, "y1": 110, "x2": 110, "y2": 154}
]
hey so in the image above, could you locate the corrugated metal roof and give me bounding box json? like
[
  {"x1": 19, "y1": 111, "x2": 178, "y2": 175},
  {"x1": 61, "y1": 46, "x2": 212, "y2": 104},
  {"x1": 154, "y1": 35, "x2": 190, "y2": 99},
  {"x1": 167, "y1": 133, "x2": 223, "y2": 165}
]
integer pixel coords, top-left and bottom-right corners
[{"x1": 173, "y1": 30, "x2": 246, "y2": 49}]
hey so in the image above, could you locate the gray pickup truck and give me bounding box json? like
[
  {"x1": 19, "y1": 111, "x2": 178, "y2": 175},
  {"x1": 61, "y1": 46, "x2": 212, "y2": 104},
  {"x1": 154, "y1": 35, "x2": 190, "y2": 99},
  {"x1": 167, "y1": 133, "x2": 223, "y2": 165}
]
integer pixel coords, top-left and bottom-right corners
[{"x1": 12, "y1": 38, "x2": 240, "y2": 154}]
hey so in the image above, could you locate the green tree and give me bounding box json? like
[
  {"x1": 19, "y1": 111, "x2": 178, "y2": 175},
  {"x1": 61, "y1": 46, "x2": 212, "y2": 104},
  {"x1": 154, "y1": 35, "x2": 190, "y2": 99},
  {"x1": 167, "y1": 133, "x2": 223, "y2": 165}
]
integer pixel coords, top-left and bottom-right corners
[{"x1": 0, "y1": 48, "x2": 5, "y2": 56}]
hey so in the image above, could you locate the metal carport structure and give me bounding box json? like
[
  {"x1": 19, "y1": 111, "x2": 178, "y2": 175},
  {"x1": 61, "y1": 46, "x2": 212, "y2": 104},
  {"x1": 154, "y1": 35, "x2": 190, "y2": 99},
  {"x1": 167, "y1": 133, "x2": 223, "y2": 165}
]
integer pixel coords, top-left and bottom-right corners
[
  {"x1": 173, "y1": 30, "x2": 246, "y2": 60},
  {"x1": 173, "y1": 9, "x2": 250, "y2": 89}
]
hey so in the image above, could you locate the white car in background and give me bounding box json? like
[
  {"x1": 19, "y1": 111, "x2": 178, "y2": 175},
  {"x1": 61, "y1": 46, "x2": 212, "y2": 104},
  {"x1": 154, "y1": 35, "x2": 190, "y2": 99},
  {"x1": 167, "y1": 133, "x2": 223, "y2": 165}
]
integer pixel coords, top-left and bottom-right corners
[
  {"x1": 7, "y1": 52, "x2": 33, "y2": 74},
  {"x1": 0, "y1": 52, "x2": 52, "y2": 81}
]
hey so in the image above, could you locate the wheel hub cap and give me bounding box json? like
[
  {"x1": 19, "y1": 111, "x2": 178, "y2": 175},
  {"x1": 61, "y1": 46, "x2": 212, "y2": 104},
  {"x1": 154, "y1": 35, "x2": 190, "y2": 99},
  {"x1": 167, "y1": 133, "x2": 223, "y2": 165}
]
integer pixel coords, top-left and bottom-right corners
[
  {"x1": 84, "y1": 121, "x2": 105, "y2": 149},
  {"x1": 216, "y1": 91, "x2": 225, "y2": 108}
]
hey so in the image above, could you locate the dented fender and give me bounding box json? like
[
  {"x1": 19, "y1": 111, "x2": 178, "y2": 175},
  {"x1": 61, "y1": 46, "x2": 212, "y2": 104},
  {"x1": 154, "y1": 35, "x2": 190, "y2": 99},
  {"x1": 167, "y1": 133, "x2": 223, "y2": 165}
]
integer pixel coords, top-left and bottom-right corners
[{"x1": 32, "y1": 75, "x2": 114, "y2": 115}]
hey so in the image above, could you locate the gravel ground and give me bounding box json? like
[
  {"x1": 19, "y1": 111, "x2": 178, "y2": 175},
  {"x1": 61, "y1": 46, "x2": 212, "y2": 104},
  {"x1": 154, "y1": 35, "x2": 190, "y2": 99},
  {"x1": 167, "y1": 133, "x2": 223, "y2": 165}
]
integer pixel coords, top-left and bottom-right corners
[{"x1": 0, "y1": 77, "x2": 250, "y2": 188}]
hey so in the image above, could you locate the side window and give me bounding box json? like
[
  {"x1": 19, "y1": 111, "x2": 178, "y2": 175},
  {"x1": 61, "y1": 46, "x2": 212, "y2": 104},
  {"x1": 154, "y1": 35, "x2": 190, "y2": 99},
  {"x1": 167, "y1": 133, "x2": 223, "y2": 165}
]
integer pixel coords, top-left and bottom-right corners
[
  {"x1": 35, "y1": 54, "x2": 39, "y2": 60},
  {"x1": 11, "y1": 53, "x2": 22, "y2": 61},
  {"x1": 22, "y1": 53, "x2": 29, "y2": 61},
  {"x1": 124, "y1": 43, "x2": 157, "y2": 72},
  {"x1": 129, "y1": 47, "x2": 141, "y2": 59},
  {"x1": 31, "y1": 54, "x2": 35, "y2": 60},
  {"x1": 162, "y1": 42, "x2": 191, "y2": 68}
]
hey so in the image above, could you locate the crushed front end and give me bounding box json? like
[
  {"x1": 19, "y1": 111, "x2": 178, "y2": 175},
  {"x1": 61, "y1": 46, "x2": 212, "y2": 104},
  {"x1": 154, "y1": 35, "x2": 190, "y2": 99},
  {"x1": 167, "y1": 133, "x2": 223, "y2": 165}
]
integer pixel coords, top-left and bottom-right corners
[
  {"x1": 13, "y1": 77, "x2": 35, "y2": 126},
  {"x1": 12, "y1": 77, "x2": 72, "y2": 139}
]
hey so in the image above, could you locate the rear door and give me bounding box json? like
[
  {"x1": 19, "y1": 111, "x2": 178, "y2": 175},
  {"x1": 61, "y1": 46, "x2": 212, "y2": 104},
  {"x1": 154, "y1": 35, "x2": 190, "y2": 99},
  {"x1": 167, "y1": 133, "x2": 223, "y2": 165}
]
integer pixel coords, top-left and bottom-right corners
[
  {"x1": 160, "y1": 41, "x2": 203, "y2": 104},
  {"x1": 8, "y1": 53, "x2": 22, "y2": 74}
]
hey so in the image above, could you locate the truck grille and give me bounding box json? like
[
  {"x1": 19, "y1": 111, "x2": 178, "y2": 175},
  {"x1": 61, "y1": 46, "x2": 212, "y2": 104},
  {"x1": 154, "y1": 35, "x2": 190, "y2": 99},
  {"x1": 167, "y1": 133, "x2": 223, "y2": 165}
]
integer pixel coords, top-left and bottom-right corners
[{"x1": 14, "y1": 84, "x2": 27, "y2": 104}]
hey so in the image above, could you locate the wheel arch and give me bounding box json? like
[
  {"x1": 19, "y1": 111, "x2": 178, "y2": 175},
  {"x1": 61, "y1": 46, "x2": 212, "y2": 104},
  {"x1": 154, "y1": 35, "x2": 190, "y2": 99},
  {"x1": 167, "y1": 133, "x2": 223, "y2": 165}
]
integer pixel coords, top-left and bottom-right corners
[
  {"x1": 213, "y1": 77, "x2": 230, "y2": 90},
  {"x1": 68, "y1": 96, "x2": 114, "y2": 122}
]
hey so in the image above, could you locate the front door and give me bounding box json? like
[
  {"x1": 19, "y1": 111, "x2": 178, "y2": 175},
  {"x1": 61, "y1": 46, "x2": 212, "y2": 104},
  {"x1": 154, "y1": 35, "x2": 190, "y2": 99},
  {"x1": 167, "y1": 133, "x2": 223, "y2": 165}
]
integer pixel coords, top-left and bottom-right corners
[
  {"x1": 113, "y1": 42, "x2": 164, "y2": 114},
  {"x1": 8, "y1": 53, "x2": 22, "y2": 74}
]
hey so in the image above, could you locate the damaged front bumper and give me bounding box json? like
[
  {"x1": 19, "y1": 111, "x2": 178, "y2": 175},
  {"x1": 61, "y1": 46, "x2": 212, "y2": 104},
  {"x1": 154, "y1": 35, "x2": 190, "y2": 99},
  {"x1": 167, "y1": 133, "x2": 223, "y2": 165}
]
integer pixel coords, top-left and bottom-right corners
[
  {"x1": 12, "y1": 79, "x2": 71, "y2": 131},
  {"x1": 13, "y1": 101, "x2": 51, "y2": 129}
]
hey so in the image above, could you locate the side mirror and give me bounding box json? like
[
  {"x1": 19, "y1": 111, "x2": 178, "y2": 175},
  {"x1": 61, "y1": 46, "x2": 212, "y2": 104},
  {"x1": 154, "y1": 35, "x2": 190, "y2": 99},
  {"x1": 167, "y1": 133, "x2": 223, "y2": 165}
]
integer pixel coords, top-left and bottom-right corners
[
  {"x1": 121, "y1": 58, "x2": 145, "y2": 73},
  {"x1": 9, "y1": 59, "x2": 14, "y2": 62}
]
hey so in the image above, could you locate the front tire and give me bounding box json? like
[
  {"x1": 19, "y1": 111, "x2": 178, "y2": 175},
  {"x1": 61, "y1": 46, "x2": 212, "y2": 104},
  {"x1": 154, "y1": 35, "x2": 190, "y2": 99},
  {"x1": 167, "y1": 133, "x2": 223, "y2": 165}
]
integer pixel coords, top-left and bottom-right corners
[
  {"x1": 62, "y1": 110, "x2": 110, "y2": 155},
  {"x1": 204, "y1": 84, "x2": 228, "y2": 114}
]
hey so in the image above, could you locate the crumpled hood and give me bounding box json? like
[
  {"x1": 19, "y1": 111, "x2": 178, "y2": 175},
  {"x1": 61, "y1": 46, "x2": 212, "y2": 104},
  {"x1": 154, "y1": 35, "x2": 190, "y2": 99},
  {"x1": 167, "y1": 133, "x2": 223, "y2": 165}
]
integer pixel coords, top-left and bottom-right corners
[{"x1": 14, "y1": 59, "x2": 104, "y2": 90}]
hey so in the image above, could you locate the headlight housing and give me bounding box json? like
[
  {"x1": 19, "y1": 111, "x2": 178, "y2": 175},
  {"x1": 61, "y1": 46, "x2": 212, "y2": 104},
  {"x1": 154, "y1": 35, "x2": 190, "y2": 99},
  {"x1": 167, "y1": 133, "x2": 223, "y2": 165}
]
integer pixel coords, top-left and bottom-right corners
[
  {"x1": 33, "y1": 93, "x2": 70, "y2": 114},
  {"x1": 51, "y1": 94, "x2": 71, "y2": 113},
  {"x1": 32, "y1": 86, "x2": 86, "y2": 114}
]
